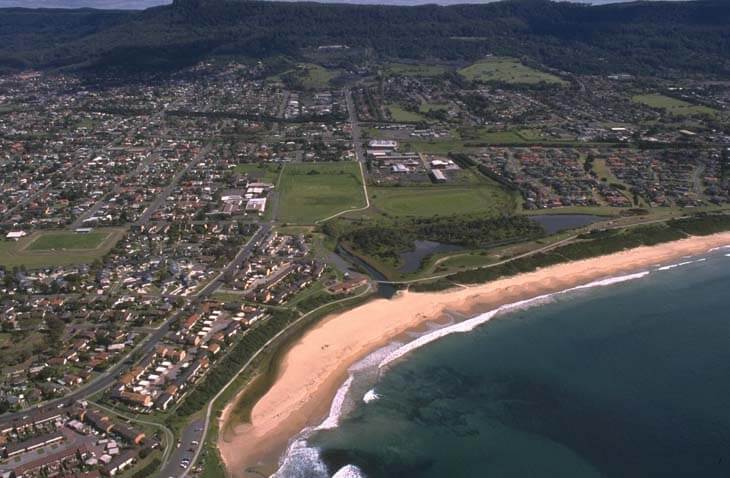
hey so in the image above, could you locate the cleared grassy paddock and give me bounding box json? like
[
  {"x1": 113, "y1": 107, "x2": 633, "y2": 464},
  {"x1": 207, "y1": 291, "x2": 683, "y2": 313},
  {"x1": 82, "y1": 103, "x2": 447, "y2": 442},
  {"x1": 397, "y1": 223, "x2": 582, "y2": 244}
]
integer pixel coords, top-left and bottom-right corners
[
  {"x1": 386, "y1": 103, "x2": 428, "y2": 123},
  {"x1": 233, "y1": 163, "x2": 282, "y2": 184},
  {"x1": 369, "y1": 183, "x2": 516, "y2": 218},
  {"x1": 632, "y1": 93, "x2": 717, "y2": 117},
  {"x1": 277, "y1": 162, "x2": 366, "y2": 224},
  {"x1": 459, "y1": 57, "x2": 566, "y2": 85},
  {"x1": 299, "y1": 64, "x2": 338, "y2": 89},
  {"x1": 268, "y1": 63, "x2": 339, "y2": 90}
]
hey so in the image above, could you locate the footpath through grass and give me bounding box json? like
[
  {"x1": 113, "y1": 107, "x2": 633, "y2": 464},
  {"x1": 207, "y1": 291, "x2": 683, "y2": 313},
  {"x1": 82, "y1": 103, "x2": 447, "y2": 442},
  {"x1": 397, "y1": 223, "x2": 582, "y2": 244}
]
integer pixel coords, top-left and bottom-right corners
[{"x1": 277, "y1": 162, "x2": 366, "y2": 224}]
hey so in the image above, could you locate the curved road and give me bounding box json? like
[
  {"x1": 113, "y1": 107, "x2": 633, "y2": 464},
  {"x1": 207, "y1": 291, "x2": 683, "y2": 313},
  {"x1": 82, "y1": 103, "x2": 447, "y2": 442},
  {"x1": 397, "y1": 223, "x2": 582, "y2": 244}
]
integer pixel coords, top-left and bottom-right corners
[{"x1": 179, "y1": 283, "x2": 374, "y2": 478}]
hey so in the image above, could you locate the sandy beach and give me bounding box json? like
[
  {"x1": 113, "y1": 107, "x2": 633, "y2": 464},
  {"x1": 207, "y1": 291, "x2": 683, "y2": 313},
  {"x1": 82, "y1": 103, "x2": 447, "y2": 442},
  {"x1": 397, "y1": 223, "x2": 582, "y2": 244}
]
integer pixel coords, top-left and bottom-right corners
[{"x1": 218, "y1": 232, "x2": 730, "y2": 477}]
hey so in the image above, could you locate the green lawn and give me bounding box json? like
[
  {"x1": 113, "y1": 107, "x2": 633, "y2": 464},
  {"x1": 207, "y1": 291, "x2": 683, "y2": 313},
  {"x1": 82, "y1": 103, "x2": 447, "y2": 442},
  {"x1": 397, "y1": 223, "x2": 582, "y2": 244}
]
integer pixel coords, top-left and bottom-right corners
[
  {"x1": 460, "y1": 128, "x2": 527, "y2": 144},
  {"x1": 299, "y1": 64, "x2": 338, "y2": 89},
  {"x1": 267, "y1": 63, "x2": 339, "y2": 90},
  {"x1": 234, "y1": 163, "x2": 282, "y2": 184},
  {"x1": 28, "y1": 231, "x2": 109, "y2": 251},
  {"x1": 386, "y1": 104, "x2": 428, "y2": 123},
  {"x1": 0, "y1": 228, "x2": 124, "y2": 268},
  {"x1": 369, "y1": 184, "x2": 516, "y2": 218},
  {"x1": 419, "y1": 102, "x2": 450, "y2": 113},
  {"x1": 278, "y1": 162, "x2": 366, "y2": 224},
  {"x1": 458, "y1": 57, "x2": 566, "y2": 85},
  {"x1": 384, "y1": 63, "x2": 449, "y2": 77},
  {"x1": 403, "y1": 128, "x2": 556, "y2": 154},
  {"x1": 632, "y1": 93, "x2": 717, "y2": 117}
]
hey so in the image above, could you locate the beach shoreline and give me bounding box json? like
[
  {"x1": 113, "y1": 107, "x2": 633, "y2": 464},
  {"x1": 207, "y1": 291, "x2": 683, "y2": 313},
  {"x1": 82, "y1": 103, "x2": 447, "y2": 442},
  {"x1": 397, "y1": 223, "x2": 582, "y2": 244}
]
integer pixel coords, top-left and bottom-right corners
[{"x1": 217, "y1": 232, "x2": 730, "y2": 478}]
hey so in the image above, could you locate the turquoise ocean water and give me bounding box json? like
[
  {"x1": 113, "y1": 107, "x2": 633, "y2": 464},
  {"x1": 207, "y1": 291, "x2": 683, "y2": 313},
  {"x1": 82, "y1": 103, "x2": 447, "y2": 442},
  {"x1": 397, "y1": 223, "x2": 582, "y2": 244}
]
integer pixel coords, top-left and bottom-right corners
[{"x1": 272, "y1": 248, "x2": 730, "y2": 478}]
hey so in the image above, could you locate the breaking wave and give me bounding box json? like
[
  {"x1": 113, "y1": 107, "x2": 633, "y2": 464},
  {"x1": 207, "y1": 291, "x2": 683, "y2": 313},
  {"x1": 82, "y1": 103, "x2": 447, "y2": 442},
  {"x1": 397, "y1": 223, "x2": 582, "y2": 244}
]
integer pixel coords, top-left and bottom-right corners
[
  {"x1": 379, "y1": 271, "x2": 651, "y2": 369},
  {"x1": 709, "y1": 245, "x2": 730, "y2": 252},
  {"x1": 656, "y1": 258, "x2": 707, "y2": 271},
  {"x1": 270, "y1": 436, "x2": 330, "y2": 478},
  {"x1": 317, "y1": 376, "x2": 354, "y2": 430},
  {"x1": 332, "y1": 465, "x2": 366, "y2": 478},
  {"x1": 272, "y1": 268, "x2": 690, "y2": 477},
  {"x1": 363, "y1": 389, "x2": 380, "y2": 403}
]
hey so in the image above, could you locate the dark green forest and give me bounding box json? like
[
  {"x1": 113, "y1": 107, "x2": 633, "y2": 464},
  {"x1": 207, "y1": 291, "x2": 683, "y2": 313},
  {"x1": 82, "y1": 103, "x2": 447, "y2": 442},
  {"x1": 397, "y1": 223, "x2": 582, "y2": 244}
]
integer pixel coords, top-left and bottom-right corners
[
  {"x1": 327, "y1": 215, "x2": 544, "y2": 264},
  {"x1": 0, "y1": 0, "x2": 729, "y2": 76}
]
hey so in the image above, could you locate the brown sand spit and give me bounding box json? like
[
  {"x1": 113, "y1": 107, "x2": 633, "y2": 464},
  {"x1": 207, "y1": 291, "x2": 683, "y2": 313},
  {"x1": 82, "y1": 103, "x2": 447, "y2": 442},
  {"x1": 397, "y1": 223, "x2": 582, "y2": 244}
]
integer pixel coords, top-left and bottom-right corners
[{"x1": 218, "y1": 232, "x2": 730, "y2": 477}]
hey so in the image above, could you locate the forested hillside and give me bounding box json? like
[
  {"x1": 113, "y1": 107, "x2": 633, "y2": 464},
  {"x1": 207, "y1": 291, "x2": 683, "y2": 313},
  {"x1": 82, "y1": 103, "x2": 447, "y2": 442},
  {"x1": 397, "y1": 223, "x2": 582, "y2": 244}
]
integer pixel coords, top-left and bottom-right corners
[{"x1": 0, "y1": 0, "x2": 728, "y2": 76}]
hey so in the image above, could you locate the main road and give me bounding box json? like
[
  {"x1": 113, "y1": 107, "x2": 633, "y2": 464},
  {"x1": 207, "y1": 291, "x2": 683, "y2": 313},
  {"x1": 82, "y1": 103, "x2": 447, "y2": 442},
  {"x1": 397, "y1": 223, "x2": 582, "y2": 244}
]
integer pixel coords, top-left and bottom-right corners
[{"x1": 345, "y1": 87, "x2": 366, "y2": 164}]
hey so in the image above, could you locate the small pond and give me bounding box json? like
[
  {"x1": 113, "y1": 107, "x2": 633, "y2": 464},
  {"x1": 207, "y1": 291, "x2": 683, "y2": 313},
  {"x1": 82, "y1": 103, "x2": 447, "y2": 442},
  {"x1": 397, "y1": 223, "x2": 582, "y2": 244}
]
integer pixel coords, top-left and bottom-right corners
[{"x1": 399, "y1": 240, "x2": 464, "y2": 274}]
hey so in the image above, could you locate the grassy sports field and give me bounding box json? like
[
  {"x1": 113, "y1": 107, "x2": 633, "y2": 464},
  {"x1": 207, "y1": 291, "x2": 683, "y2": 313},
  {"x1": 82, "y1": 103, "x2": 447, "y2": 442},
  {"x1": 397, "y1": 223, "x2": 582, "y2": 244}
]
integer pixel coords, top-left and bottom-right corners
[
  {"x1": 277, "y1": 162, "x2": 366, "y2": 224},
  {"x1": 0, "y1": 228, "x2": 124, "y2": 268}
]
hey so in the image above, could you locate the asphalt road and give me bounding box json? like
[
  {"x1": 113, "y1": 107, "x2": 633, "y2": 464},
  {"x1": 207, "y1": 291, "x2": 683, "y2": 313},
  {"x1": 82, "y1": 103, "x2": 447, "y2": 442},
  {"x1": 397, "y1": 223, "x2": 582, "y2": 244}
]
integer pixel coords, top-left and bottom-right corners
[
  {"x1": 0, "y1": 303, "x2": 189, "y2": 424},
  {"x1": 158, "y1": 417, "x2": 205, "y2": 478},
  {"x1": 0, "y1": 222, "x2": 270, "y2": 430},
  {"x1": 136, "y1": 145, "x2": 212, "y2": 226},
  {"x1": 345, "y1": 88, "x2": 365, "y2": 164}
]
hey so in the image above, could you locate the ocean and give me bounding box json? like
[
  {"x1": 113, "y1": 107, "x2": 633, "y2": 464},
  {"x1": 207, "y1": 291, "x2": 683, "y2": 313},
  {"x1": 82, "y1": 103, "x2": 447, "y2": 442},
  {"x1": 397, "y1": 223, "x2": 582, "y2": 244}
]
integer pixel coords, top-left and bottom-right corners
[{"x1": 273, "y1": 248, "x2": 730, "y2": 478}]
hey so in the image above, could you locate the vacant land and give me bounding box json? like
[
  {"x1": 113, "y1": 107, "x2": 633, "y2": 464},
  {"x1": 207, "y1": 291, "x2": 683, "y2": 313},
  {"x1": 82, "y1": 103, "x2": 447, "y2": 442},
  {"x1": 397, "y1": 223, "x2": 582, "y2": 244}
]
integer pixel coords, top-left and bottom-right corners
[
  {"x1": 419, "y1": 102, "x2": 450, "y2": 113},
  {"x1": 298, "y1": 64, "x2": 338, "y2": 89},
  {"x1": 369, "y1": 184, "x2": 516, "y2": 218},
  {"x1": 268, "y1": 63, "x2": 338, "y2": 90},
  {"x1": 460, "y1": 128, "x2": 531, "y2": 144},
  {"x1": 632, "y1": 93, "x2": 717, "y2": 117},
  {"x1": 458, "y1": 57, "x2": 566, "y2": 85},
  {"x1": 386, "y1": 103, "x2": 428, "y2": 123},
  {"x1": 0, "y1": 330, "x2": 46, "y2": 368},
  {"x1": 278, "y1": 162, "x2": 366, "y2": 224},
  {"x1": 0, "y1": 228, "x2": 124, "y2": 268},
  {"x1": 404, "y1": 129, "x2": 557, "y2": 154},
  {"x1": 403, "y1": 139, "x2": 470, "y2": 154},
  {"x1": 234, "y1": 163, "x2": 282, "y2": 184}
]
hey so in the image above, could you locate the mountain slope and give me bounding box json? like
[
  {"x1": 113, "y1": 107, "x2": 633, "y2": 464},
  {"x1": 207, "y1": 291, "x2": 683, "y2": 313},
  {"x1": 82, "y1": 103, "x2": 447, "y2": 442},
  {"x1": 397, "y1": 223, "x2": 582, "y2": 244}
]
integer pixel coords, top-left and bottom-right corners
[{"x1": 0, "y1": 0, "x2": 727, "y2": 76}]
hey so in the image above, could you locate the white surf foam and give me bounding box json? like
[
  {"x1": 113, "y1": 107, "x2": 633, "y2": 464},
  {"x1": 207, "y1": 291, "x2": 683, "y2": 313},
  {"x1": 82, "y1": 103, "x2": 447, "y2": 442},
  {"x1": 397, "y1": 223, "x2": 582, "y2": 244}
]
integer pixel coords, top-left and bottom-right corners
[
  {"x1": 709, "y1": 245, "x2": 730, "y2": 252},
  {"x1": 271, "y1": 436, "x2": 330, "y2": 478},
  {"x1": 657, "y1": 258, "x2": 707, "y2": 271},
  {"x1": 332, "y1": 464, "x2": 366, "y2": 478},
  {"x1": 273, "y1": 270, "x2": 656, "y2": 478},
  {"x1": 378, "y1": 271, "x2": 651, "y2": 369},
  {"x1": 272, "y1": 345, "x2": 395, "y2": 477},
  {"x1": 317, "y1": 376, "x2": 354, "y2": 430},
  {"x1": 363, "y1": 389, "x2": 380, "y2": 403},
  {"x1": 571, "y1": 271, "x2": 650, "y2": 289}
]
